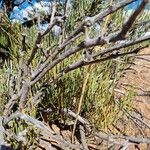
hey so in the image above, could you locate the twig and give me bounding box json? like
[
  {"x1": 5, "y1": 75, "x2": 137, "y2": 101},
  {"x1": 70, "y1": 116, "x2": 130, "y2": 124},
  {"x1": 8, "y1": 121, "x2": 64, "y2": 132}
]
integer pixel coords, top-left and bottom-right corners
[
  {"x1": 110, "y1": 0, "x2": 148, "y2": 42},
  {"x1": 3, "y1": 112, "x2": 83, "y2": 149},
  {"x1": 0, "y1": 117, "x2": 4, "y2": 145},
  {"x1": 27, "y1": 1, "x2": 60, "y2": 65},
  {"x1": 64, "y1": 0, "x2": 70, "y2": 17},
  {"x1": 27, "y1": 21, "x2": 57, "y2": 65},
  {"x1": 3, "y1": 112, "x2": 53, "y2": 133},
  {"x1": 79, "y1": 125, "x2": 89, "y2": 150},
  {"x1": 125, "y1": 109, "x2": 150, "y2": 130},
  {"x1": 115, "y1": 98, "x2": 150, "y2": 130},
  {"x1": 63, "y1": 0, "x2": 135, "y2": 44},
  {"x1": 95, "y1": 132, "x2": 150, "y2": 144},
  {"x1": 32, "y1": 32, "x2": 84, "y2": 79},
  {"x1": 19, "y1": 81, "x2": 30, "y2": 110},
  {"x1": 119, "y1": 142, "x2": 131, "y2": 150},
  {"x1": 50, "y1": 43, "x2": 149, "y2": 82},
  {"x1": 63, "y1": 108, "x2": 91, "y2": 132},
  {"x1": 93, "y1": 35, "x2": 150, "y2": 58},
  {"x1": 31, "y1": 32, "x2": 150, "y2": 85},
  {"x1": 49, "y1": 1, "x2": 57, "y2": 26},
  {"x1": 72, "y1": 65, "x2": 91, "y2": 142},
  {"x1": 3, "y1": 94, "x2": 20, "y2": 116},
  {"x1": 31, "y1": 0, "x2": 136, "y2": 82},
  {"x1": 30, "y1": 35, "x2": 107, "y2": 85}
]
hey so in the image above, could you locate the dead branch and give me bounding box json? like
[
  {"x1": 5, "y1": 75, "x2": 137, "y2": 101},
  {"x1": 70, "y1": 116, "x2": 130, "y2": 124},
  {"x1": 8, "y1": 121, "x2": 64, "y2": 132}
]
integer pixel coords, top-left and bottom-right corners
[
  {"x1": 1, "y1": 0, "x2": 150, "y2": 149},
  {"x1": 0, "y1": 117, "x2": 5, "y2": 145},
  {"x1": 110, "y1": 0, "x2": 148, "y2": 42},
  {"x1": 63, "y1": 108, "x2": 91, "y2": 133},
  {"x1": 95, "y1": 132, "x2": 150, "y2": 144},
  {"x1": 3, "y1": 112, "x2": 83, "y2": 149},
  {"x1": 79, "y1": 125, "x2": 89, "y2": 150},
  {"x1": 49, "y1": 38, "x2": 149, "y2": 82},
  {"x1": 31, "y1": 0, "x2": 136, "y2": 82},
  {"x1": 27, "y1": 20, "x2": 57, "y2": 65}
]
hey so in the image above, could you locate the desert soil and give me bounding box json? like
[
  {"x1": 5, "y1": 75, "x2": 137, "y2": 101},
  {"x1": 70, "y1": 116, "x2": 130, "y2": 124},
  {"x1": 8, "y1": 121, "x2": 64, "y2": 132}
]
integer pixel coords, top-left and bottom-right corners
[{"x1": 116, "y1": 48, "x2": 150, "y2": 150}]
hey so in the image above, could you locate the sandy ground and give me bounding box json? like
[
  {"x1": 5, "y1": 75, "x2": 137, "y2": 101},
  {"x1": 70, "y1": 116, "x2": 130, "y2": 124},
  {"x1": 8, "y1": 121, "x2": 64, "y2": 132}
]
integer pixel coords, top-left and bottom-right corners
[{"x1": 116, "y1": 48, "x2": 150, "y2": 150}]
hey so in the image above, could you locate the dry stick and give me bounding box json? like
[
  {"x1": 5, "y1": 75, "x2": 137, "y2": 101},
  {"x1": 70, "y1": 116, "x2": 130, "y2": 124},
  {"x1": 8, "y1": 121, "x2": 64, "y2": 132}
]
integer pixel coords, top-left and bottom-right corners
[
  {"x1": 3, "y1": 112, "x2": 53, "y2": 133},
  {"x1": 3, "y1": 94, "x2": 20, "y2": 116},
  {"x1": 60, "y1": 0, "x2": 135, "y2": 46},
  {"x1": 73, "y1": 7, "x2": 114, "y2": 146},
  {"x1": 3, "y1": 112, "x2": 82, "y2": 150},
  {"x1": 63, "y1": 108, "x2": 91, "y2": 131},
  {"x1": 30, "y1": 36, "x2": 107, "y2": 85},
  {"x1": 64, "y1": 0, "x2": 70, "y2": 17},
  {"x1": 72, "y1": 65, "x2": 91, "y2": 142},
  {"x1": 31, "y1": 5, "x2": 147, "y2": 86},
  {"x1": 27, "y1": 21, "x2": 57, "y2": 65},
  {"x1": 4, "y1": 34, "x2": 29, "y2": 115},
  {"x1": 48, "y1": 42, "x2": 149, "y2": 87},
  {"x1": 72, "y1": 25, "x2": 92, "y2": 143},
  {"x1": 72, "y1": 4, "x2": 114, "y2": 145},
  {"x1": 119, "y1": 142, "x2": 131, "y2": 150},
  {"x1": 110, "y1": 0, "x2": 148, "y2": 42},
  {"x1": 101, "y1": 0, "x2": 113, "y2": 36},
  {"x1": 115, "y1": 99, "x2": 150, "y2": 132},
  {"x1": 124, "y1": 108, "x2": 150, "y2": 130},
  {"x1": 79, "y1": 125, "x2": 89, "y2": 150},
  {"x1": 31, "y1": 0, "x2": 135, "y2": 81},
  {"x1": 27, "y1": 2, "x2": 57, "y2": 65},
  {"x1": 18, "y1": 2, "x2": 58, "y2": 110},
  {"x1": 32, "y1": 32, "x2": 84, "y2": 79},
  {"x1": 95, "y1": 132, "x2": 150, "y2": 144},
  {"x1": 67, "y1": 35, "x2": 150, "y2": 72},
  {"x1": 49, "y1": 1, "x2": 57, "y2": 26},
  {"x1": 0, "y1": 117, "x2": 5, "y2": 145}
]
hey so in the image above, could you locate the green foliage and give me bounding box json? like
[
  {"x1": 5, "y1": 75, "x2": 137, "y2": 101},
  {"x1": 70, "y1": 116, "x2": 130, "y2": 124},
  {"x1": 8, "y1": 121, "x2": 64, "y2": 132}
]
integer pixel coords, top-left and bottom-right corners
[
  {"x1": 0, "y1": 13, "x2": 22, "y2": 58},
  {"x1": 6, "y1": 119, "x2": 39, "y2": 149},
  {"x1": 0, "y1": 13, "x2": 23, "y2": 114},
  {"x1": 0, "y1": 1, "x2": 149, "y2": 148},
  {"x1": 0, "y1": 61, "x2": 10, "y2": 114}
]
